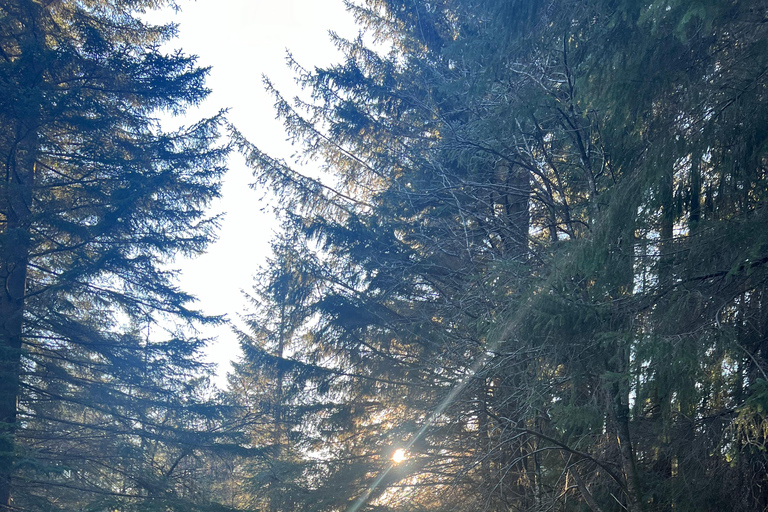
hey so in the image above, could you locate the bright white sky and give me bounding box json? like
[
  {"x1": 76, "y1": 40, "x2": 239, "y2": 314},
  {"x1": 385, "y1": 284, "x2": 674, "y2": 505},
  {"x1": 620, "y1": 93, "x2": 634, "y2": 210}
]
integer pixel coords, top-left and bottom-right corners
[{"x1": 150, "y1": 0, "x2": 359, "y2": 385}]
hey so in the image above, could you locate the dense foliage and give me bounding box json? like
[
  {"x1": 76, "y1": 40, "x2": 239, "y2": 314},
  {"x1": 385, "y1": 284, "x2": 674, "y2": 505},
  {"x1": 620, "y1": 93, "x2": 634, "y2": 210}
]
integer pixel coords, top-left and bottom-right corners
[
  {"x1": 231, "y1": 1, "x2": 768, "y2": 511},
  {"x1": 0, "y1": 1, "x2": 230, "y2": 510},
  {"x1": 4, "y1": 0, "x2": 767, "y2": 511}
]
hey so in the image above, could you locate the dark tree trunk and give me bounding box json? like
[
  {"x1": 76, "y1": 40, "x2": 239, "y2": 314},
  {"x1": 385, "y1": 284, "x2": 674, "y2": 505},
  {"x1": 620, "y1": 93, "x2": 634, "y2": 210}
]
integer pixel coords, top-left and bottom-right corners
[
  {"x1": 0, "y1": 140, "x2": 34, "y2": 511},
  {"x1": 610, "y1": 378, "x2": 644, "y2": 512}
]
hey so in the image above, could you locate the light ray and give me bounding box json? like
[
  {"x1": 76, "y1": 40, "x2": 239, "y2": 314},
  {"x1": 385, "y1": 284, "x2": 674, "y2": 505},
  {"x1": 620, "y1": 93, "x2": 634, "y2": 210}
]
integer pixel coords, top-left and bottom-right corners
[
  {"x1": 348, "y1": 464, "x2": 395, "y2": 512},
  {"x1": 343, "y1": 261, "x2": 533, "y2": 512},
  {"x1": 345, "y1": 346, "x2": 500, "y2": 512}
]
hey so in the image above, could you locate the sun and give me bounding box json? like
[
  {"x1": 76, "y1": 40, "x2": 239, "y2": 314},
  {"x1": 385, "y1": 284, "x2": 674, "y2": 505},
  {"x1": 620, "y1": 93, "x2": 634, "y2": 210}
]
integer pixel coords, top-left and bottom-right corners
[{"x1": 391, "y1": 448, "x2": 407, "y2": 464}]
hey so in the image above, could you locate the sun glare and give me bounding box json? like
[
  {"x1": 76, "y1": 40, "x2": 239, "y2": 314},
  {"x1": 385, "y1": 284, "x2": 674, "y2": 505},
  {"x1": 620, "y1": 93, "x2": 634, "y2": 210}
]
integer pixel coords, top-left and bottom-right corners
[{"x1": 392, "y1": 448, "x2": 407, "y2": 463}]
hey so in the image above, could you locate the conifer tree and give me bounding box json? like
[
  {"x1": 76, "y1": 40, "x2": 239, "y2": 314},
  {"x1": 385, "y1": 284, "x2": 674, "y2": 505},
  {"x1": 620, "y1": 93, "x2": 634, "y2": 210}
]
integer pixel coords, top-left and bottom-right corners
[
  {"x1": 0, "y1": 0, "x2": 229, "y2": 510},
  {"x1": 234, "y1": 0, "x2": 768, "y2": 511}
]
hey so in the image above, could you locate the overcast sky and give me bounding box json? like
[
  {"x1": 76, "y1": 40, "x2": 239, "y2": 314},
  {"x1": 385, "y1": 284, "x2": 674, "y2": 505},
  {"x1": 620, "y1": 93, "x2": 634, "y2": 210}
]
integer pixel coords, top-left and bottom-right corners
[{"x1": 149, "y1": 0, "x2": 358, "y2": 385}]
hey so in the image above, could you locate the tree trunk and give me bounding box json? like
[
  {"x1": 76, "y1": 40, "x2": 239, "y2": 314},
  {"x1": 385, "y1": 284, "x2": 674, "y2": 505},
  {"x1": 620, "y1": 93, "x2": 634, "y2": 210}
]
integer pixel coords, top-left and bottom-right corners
[
  {"x1": 689, "y1": 153, "x2": 701, "y2": 232},
  {"x1": 569, "y1": 464, "x2": 605, "y2": 512},
  {"x1": 1, "y1": 5, "x2": 42, "y2": 505},
  {"x1": 611, "y1": 379, "x2": 644, "y2": 512},
  {"x1": 0, "y1": 141, "x2": 35, "y2": 511}
]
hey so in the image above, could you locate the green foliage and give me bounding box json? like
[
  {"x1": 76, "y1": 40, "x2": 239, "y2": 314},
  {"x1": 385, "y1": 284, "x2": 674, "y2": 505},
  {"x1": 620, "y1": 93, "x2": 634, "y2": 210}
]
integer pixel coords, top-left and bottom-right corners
[
  {"x1": 0, "y1": 0, "x2": 231, "y2": 510},
  {"x1": 229, "y1": 0, "x2": 768, "y2": 511}
]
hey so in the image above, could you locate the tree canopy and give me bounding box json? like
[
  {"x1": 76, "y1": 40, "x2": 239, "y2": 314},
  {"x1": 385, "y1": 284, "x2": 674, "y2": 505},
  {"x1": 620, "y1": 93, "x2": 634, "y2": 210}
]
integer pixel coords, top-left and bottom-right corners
[
  {"x1": 3, "y1": 0, "x2": 768, "y2": 511},
  {"x1": 229, "y1": 0, "x2": 768, "y2": 511},
  {"x1": 0, "y1": 0, "x2": 230, "y2": 510}
]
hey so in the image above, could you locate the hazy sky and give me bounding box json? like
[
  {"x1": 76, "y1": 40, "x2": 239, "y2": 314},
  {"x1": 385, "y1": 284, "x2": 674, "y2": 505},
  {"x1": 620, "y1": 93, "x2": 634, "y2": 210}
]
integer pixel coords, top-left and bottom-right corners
[{"x1": 150, "y1": 0, "x2": 358, "y2": 384}]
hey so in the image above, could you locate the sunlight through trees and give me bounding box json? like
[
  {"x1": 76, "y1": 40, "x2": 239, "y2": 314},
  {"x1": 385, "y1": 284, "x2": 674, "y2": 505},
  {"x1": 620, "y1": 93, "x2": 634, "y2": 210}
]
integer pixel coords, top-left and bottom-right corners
[{"x1": 2, "y1": 1, "x2": 768, "y2": 511}]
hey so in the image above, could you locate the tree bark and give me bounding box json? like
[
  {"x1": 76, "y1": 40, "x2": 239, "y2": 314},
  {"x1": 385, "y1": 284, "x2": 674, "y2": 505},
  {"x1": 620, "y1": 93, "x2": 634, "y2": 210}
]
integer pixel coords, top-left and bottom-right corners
[
  {"x1": 611, "y1": 379, "x2": 644, "y2": 512},
  {"x1": 0, "y1": 15, "x2": 39, "y2": 499},
  {"x1": 0, "y1": 140, "x2": 35, "y2": 511}
]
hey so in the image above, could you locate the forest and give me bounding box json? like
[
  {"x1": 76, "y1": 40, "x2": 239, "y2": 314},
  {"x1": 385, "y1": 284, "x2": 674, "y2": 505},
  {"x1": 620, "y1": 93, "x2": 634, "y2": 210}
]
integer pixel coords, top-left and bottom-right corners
[{"x1": 1, "y1": 0, "x2": 767, "y2": 511}]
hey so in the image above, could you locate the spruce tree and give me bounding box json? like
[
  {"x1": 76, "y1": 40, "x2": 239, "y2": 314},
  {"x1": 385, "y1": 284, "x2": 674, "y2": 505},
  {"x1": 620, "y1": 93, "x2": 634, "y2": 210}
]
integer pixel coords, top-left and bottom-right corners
[
  {"x1": 232, "y1": 0, "x2": 768, "y2": 511},
  {"x1": 0, "y1": 0, "x2": 228, "y2": 510}
]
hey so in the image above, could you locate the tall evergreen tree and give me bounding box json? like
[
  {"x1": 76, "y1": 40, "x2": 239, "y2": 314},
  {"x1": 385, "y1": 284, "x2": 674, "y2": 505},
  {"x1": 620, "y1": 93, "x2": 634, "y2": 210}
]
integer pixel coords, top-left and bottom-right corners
[
  {"x1": 232, "y1": 0, "x2": 768, "y2": 511},
  {"x1": 0, "y1": 0, "x2": 229, "y2": 510}
]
